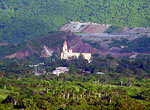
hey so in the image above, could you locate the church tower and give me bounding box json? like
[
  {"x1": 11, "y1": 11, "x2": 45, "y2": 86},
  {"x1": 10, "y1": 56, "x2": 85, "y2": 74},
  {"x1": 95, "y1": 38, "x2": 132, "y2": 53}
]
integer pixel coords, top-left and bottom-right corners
[
  {"x1": 63, "y1": 40, "x2": 68, "y2": 52},
  {"x1": 69, "y1": 48, "x2": 72, "y2": 53},
  {"x1": 61, "y1": 40, "x2": 68, "y2": 59}
]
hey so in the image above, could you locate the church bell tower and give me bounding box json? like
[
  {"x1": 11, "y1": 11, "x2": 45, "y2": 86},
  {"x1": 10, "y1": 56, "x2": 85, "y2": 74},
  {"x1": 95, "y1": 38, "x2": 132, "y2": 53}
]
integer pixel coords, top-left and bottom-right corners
[{"x1": 63, "y1": 40, "x2": 68, "y2": 52}]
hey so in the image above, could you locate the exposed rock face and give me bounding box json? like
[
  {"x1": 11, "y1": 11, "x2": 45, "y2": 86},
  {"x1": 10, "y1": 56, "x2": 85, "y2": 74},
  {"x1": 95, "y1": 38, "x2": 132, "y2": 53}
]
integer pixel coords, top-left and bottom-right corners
[
  {"x1": 112, "y1": 27, "x2": 150, "y2": 38},
  {"x1": 0, "y1": 43, "x2": 9, "y2": 46},
  {"x1": 42, "y1": 46, "x2": 53, "y2": 57},
  {"x1": 2, "y1": 22, "x2": 150, "y2": 59},
  {"x1": 68, "y1": 36, "x2": 93, "y2": 53},
  {"x1": 3, "y1": 32, "x2": 93, "y2": 59},
  {"x1": 5, "y1": 50, "x2": 30, "y2": 58},
  {"x1": 1, "y1": 31, "x2": 140, "y2": 59},
  {"x1": 82, "y1": 24, "x2": 110, "y2": 33},
  {"x1": 125, "y1": 27, "x2": 150, "y2": 34},
  {"x1": 2, "y1": 32, "x2": 132, "y2": 59},
  {"x1": 60, "y1": 22, "x2": 110, "y2": 33}
]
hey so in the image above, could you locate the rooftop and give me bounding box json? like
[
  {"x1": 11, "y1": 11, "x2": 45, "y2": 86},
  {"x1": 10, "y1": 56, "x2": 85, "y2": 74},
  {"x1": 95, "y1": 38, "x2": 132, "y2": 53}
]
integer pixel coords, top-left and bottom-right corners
[{"x1": 96, "y1": 72, "x2": 105, "y2": 75}]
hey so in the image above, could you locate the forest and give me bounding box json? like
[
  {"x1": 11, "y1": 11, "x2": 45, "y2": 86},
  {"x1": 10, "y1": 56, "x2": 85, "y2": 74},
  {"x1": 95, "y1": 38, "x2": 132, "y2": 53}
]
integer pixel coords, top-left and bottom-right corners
[
  {"x1": 0, "y1": 55, "x2": 150, "y2": 109},
  {"x1": 1, "y1": 0, "x2": 150, "y2": 43}
]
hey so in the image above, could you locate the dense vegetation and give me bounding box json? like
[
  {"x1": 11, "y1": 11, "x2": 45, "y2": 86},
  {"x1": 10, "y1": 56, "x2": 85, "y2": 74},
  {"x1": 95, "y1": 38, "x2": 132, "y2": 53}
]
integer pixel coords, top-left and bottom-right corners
[
  {"x1": 1, "y1": 0, "x2": 150, "y2": 43},
  {"x1": 1, "y1": 55, "x2": 150, "y2": 109},
  {"x1": 1, "y1": 76, "x2": 150, "y2": 110},
  {"x1": 109, "y1": 37, "x2": 150, "y2": 53},
  {"x1": 0, "y1": 43, "x2": 27, "y2": 58},
  {"x1": 105, "y1": 26, "x2": 123, "y2": 33},
  {"x1": 82, "y1": 40, "x2": 100, "y2": 49}
]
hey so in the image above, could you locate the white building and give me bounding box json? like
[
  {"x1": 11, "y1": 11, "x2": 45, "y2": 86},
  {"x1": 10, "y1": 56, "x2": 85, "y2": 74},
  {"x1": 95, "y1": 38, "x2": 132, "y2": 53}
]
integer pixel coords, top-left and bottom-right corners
[
  {"x1": 52, "y1": 67, "x2": 69, "y2": 76},
  {"x1": 61, "y1": 40, "x2": 92, "y2": 62}
]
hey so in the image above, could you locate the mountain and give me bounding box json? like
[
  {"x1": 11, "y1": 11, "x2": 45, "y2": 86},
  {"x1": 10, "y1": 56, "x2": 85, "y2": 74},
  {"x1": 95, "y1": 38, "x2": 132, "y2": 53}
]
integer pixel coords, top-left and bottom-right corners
[{"x1": 1, "y1": 0, "x2": 150, "y2": 43}]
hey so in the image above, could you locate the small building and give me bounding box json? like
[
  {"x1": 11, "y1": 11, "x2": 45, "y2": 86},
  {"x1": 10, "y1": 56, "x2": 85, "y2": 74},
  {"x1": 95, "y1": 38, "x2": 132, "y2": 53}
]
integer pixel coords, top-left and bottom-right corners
[
  {"x1": 120, "y1": 45, "x2": 128, "y2": 49},
  {"x1": 96, "y1": 72, "x2": 105, "y2": 75},
  {"x1": 35, "y1": 70, "x2": 46, "y2": 76},
  {"x1": 29, "y1": 62, "x2": 45, "y2": 75},
  {"x1": 52, "y1": 67, "x2": 69, "y2": 76}
]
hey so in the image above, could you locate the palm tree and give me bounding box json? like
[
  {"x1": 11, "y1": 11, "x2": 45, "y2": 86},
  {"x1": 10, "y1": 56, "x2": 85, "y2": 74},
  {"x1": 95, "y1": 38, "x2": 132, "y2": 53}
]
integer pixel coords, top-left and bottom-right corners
[
  {"x1": 45, "y1": 82, "x2": 51, "y2": 93},
  {"x1": 79, "y1": 88, "x2": 84, "y2": 98},
  {"x1": 55, "y1": 88, "x2": 62, "y2": 98},
  {"x1": 9, "y1": 92, "x2": 17, "y2": 105},
  {"x1": 128, "y1": 79, "x2": 134, "y2": 87},
  {"x1": 67, "y1": 87, "x2": 71, "y2": 99},
  {"x1": 97, "y1": 86, "x2": 103, "y2": 98},
  {"x1": 108, "y1": 92, "x2": 113, "y2": 103},
  {"x1": 62, "y1": 86, "x2": 67, "y2": 99},
  {"x1": 104, "y1": 87, "x2": 110, "y2": 97},
  {"x1": 70, "y1": 87, "x2": 76, "y2": 99},
  {"x1": 86, "y1": 87, "x2": 92, "y2": 97}
]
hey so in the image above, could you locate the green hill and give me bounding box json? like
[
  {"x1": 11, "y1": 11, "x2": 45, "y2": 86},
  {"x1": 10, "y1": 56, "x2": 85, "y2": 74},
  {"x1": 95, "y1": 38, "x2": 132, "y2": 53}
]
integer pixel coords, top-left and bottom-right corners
[{"x1": 1, "y1": 0, "x2": 150, "y2": 43}]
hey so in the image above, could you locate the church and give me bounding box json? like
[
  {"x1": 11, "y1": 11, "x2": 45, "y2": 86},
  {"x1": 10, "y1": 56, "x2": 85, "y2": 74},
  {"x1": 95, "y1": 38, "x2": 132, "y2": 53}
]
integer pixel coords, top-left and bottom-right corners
[{"x1": 61, "y1": 40, "x2": 92, "y2": 62}]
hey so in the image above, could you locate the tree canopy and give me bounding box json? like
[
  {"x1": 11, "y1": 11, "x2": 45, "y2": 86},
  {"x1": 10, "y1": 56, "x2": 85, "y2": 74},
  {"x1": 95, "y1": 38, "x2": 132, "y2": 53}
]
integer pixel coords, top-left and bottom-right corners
[{"x1": 1, "y1": 0, "x2": 150, "y2": 43}]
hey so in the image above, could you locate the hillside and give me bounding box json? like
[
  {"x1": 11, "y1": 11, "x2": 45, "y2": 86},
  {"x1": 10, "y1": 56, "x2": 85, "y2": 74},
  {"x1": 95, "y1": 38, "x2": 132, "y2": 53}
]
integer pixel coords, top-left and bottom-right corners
[
  {"x1": 0, "y1": 29, "x2": 150, "y2": 59},
  {"x1": 1, "y1": 0, "x2": 150, "y2": 43},
  {"x1": 0, "y1": 32, "x2": 96, "y2": 59}
]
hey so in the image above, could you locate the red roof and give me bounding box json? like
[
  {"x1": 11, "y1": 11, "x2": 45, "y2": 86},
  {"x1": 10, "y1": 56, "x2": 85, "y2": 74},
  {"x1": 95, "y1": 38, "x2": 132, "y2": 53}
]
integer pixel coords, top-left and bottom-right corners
[{"x1": 64, "y1": 40, "x2": 67, "y2": 45}]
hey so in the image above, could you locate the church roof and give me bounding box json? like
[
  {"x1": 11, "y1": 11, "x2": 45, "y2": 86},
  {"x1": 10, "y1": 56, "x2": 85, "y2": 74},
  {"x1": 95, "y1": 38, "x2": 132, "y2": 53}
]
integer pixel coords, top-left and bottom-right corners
[{"x1": 64, "y1": 40, "x2": 67, "y2": 45}]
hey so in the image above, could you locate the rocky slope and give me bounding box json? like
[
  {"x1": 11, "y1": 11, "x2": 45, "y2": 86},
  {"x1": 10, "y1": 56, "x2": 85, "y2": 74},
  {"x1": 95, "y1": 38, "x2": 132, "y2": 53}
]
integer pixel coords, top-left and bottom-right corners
[
  {"x1": 60, "y1": 22, "x2": 110, "y2": 33},
  {"x1": 1, "y1": 23, "x2": 150, "y2": 59},
  {"x1": 1, "y1": 32, "x2": 96, "y2": 59}
]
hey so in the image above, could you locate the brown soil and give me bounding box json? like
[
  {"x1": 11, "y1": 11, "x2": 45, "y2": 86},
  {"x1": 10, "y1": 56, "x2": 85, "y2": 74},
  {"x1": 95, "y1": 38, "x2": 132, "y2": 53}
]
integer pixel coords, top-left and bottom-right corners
[
  {"x1": 0, "y1": 43, "x2": 9, "y2": 46},
  {"x1": 60, "y1": 22, "x2": 110, "y2": 33},
  {"x1": 5, "y1": 50, "x2": 30, "y2": 58},
  {"x1": 82, "y1": 24, "x2": 110, "y2": 33}
]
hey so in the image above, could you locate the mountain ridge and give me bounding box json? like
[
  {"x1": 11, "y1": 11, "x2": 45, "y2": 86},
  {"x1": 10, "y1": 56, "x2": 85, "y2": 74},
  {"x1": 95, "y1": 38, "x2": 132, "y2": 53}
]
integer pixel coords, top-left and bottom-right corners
[{"x1": 1, "y1": 0, "x2": 150, "y2": 43}]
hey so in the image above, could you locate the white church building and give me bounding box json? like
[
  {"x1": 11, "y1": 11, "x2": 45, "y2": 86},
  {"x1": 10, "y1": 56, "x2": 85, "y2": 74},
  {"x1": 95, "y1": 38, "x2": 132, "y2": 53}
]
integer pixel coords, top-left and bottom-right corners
[{"x1": 61, "y1": 40, "x2": 92, "y2": 62}]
